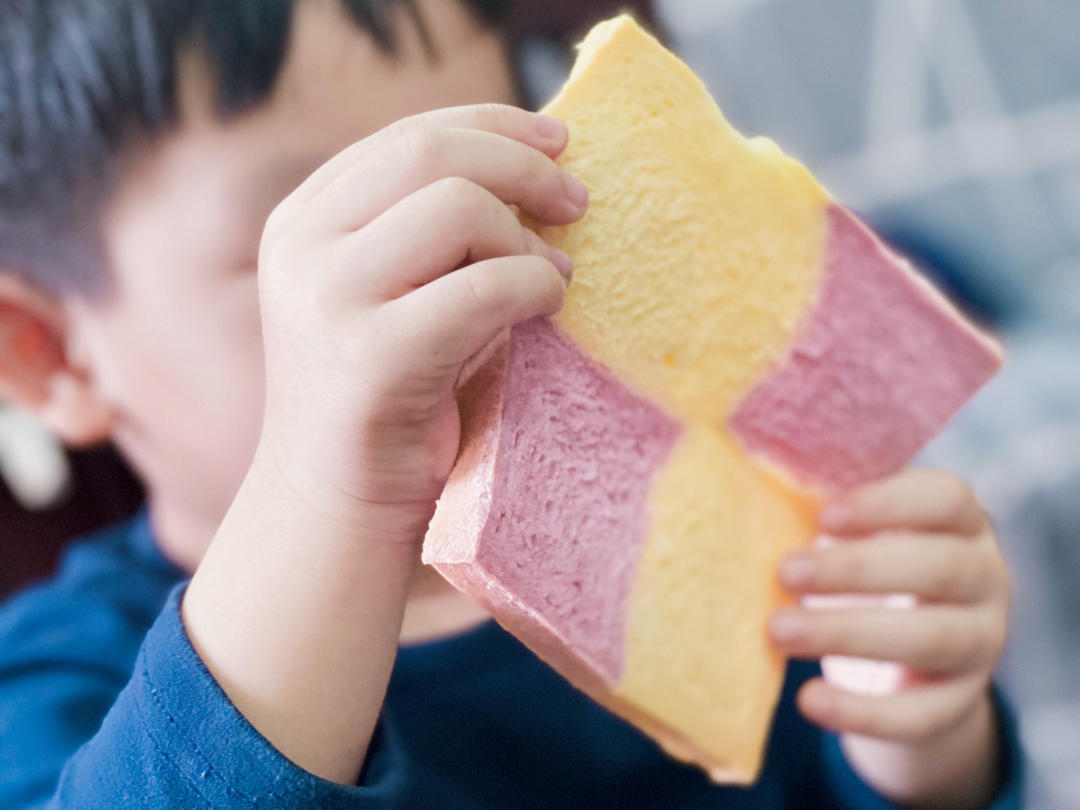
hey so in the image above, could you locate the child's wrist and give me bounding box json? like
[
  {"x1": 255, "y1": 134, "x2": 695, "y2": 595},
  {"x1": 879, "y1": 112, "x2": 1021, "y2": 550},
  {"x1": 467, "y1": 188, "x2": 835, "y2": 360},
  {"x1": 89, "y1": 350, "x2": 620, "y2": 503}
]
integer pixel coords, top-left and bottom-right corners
[
  {"x1": 841, "y1": 689, "x2": 1000, "y2": 809},
  {"x1": 186, "y1": 432, "x2": 426, "y2": 785},
  {"x1": 248, "y1": 435, "x2": 436, "y2": 548}
]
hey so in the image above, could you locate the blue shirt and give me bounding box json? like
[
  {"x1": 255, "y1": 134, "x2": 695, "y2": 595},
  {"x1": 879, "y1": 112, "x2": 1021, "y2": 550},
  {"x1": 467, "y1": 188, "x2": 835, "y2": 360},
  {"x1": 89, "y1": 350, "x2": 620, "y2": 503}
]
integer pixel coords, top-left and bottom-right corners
[{"x1": 0, "y1": 513, "x2": 1022, "y2": 808}]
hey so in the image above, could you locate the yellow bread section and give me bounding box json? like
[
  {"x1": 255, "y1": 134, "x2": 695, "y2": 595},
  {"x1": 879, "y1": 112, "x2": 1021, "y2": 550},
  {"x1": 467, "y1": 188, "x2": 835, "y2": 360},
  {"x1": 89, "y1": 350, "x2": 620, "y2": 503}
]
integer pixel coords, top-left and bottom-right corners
[
  {"x1": 536, "y1": 16, "x2": 828, "y2": 424},
  {"x1": 616, "y1": 427, "x2": 819, "y2": 782},
  {"x1": 530, "y1": 16, "x2": 830, "y2": 781}
]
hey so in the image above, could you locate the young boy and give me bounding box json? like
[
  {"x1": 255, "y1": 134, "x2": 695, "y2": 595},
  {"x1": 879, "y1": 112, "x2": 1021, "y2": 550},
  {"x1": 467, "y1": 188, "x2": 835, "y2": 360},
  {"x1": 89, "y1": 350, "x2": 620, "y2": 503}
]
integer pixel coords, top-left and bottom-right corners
[{"x1": 0, "y1": 1, "x2": 1020, "y2": 807}]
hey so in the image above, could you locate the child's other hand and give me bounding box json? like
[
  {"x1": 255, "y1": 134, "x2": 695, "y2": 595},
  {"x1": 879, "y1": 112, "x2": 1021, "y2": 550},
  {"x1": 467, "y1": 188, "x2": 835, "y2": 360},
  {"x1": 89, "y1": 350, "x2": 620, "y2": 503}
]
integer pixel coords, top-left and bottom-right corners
[
  {"x1": 770, "y1": 468, "x2": 1010, "y2": 806},
  {"x1": 771, "y1": 468, "x2": 1009, "y2": 740},
  {"x1": 255, "y1": 105, "x2": 585, "y2": 537}
]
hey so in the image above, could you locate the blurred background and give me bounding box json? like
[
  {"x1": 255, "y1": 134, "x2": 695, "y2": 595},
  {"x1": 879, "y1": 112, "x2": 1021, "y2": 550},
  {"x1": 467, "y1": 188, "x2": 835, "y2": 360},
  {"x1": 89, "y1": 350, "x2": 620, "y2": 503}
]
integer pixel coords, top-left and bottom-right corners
[{"x1": 2, "y1": 0, "x2": 1076, "y2": 806}]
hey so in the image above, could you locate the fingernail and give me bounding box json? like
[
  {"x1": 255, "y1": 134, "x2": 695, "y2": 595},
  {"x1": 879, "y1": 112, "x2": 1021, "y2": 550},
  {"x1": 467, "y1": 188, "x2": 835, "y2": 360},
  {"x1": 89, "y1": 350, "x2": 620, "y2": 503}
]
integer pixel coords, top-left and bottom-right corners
[
  {"x1": 820, "y1": 502, "x2": 851, "y2": 529},
  {"x1": 550, "y1": 248, "x2": 574, "y2": 280},
  {"x1": 770, "y1": 611, "x2": 806, "y2": 643},
  {"x1": 536, "y1": 114, "x2": 566, "y2": 140},
  {"x1": 779, "y1": 552, "x2": 818, "y2": 586},
  {"x1": 563, "y1": 172, "x2": 590, "y2": 209}
]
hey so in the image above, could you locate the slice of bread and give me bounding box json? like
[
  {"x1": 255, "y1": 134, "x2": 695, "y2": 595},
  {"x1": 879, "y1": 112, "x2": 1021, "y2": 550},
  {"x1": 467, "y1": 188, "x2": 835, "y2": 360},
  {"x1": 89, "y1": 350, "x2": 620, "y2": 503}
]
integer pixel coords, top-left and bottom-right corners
[{"x1": 423, "y1": 15, "x2": 1002, "y2": 783}]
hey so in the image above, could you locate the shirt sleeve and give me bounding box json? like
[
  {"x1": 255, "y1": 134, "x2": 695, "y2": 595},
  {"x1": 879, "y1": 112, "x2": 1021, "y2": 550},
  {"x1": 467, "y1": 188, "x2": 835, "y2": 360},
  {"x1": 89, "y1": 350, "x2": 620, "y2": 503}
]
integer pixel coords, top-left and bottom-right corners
[
  {"x1": 41, "y1": 585, "x2": 404, "y2": 809},
  {"x1": 818, "y1": 685, "x2": 1025, "y2": 810}
]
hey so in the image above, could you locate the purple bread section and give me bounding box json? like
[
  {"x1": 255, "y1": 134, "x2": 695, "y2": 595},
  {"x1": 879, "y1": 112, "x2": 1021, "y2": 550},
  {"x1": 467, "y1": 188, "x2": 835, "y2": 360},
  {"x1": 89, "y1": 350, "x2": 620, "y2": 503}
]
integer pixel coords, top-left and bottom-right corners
[
  {"x1": 425, "y1": 318, "x2": 681, "y2": 684},
  {"x1": 480, "y1": 318, "x2": 681, "y2": 682},
  {"x1": 729, "y1": 205, "x2": 1003, "y2": 491}
]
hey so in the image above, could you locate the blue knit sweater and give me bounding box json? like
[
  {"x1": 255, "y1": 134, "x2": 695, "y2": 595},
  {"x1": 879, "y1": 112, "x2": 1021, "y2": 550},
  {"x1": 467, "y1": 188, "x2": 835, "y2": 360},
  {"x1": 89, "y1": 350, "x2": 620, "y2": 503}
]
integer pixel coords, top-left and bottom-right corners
[{"x1": 0, "y1": 513, "x2": 1023, "y2": 808}]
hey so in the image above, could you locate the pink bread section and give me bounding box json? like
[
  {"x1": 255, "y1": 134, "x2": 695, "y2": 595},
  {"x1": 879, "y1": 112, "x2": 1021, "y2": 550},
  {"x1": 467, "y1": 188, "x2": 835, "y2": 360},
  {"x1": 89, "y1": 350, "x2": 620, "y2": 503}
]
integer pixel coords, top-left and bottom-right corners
[
  {"x1": 730, "y1": 205, "x2": 1003, "y2": 490},
  {"x1": 424, "y1": 317, "x2": 681, "y2": 684}
]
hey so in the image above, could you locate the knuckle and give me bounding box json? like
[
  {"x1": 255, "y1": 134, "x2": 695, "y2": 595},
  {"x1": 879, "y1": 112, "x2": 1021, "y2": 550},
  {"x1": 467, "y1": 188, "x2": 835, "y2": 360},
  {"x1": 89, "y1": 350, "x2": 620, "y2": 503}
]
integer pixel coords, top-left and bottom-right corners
[
  {"x1": 538, "y1": 260, "x2": 567, "y2": 305},
  {"x1": 949, "y1": 610, "x2": 1003, "y2": 669},
  {"x1": 816, "y1": 616, "x2": 846, "y2": 654},
  {"x1": 313, "y1": 273, "x2": 345, "y2": 324},
  {"x1": 973, "y1": 549, "x2": 1007, "y2": 597},
  {"x1": 992, "y1": 618, "x2": 1008, "y2": 660},
  {"x1": 941, "y1": 473, "x2": 976, "y2": 512},
  {"x1": 510, "y1": 146, "x2": 547, "y2": 187},
  {"x1": 928, "y1": 547, "x2": 967, "y2": 598},
  {"x1": 913, "y1": 620, "x2": 951, "y2": 666},
  {"x1": 384, "y1": 110, "x2": 434, "y2": 139},
  {"x1": 438, "y1": 179, "x2": 514, "y2": 248},
  {"x1": 400, "y1": 128, "x2": 446, "y2": 175},
  {"x1": 964, "y1": 552, "x2": 994, "y2": 600},
  {"x1": 258, "y1": 206, "x2": 309, "y2": 283},
  {"x1": 981, "y1": 608, "x2": 1008, "y2": 660},
  {"x1": 462, "y1": 266, "x2": 498, "y2": 311},
  {"x1": 522, "y1": 257, "x2": 566, "y2": 314},
  {"x1": 952, "y1": 625, "x2": 984, "y2": 667},
  {"x1": 980, "y1": 546, "x2": 1011, "y2": 601},
  {"x1": 261, "y1": 198, "x2": 293, "y2": 245},
  {"x1": 326, "y1": 139, "x2": 369, "y2": 174},
  {"x1": 922, "y1": 467, "x2": 954, "y2": 488},
  {"x1": 473, "y1": 102, "x2": 513, "y2": 130},
  {"x1": 519, "y1": 225, "x2": 543, "y2": 256},
  {"x1": 324, "y1": 239, "x2": 355, "y2": 284},
  {"x1": 830, "y1": 549, "x2": 865, "y2": 589},
  {"x1": 437, "y1": 176, "x2": 485, "y2": 212},
  {"x1": 381, "y1": 116, "x2": 412, "y2": 139},
  {"x1": 996, "y1": 557, "x2": 1013, "y2": 602}
]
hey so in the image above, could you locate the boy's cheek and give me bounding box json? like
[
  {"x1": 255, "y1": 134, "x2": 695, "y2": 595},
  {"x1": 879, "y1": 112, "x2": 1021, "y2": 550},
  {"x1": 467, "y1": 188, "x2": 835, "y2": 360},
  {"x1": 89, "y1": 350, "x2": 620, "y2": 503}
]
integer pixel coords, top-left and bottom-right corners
[{"x1": 69, "y1": 265, "x2": 267, "y2": 528}]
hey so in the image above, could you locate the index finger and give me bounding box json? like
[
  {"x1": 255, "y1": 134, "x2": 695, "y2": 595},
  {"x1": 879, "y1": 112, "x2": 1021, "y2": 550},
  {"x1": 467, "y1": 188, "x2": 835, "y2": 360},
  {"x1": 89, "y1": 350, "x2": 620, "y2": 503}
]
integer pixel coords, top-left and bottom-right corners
[
  {"x1": 313, "y1": 127, "x2": 586, "y2": 232},
  {"x1": 821, "y1": 468, "x2": 987, "y2": 538},
  {"x1": 293, "y1": 105, "x2": 569, "y2": 203}
]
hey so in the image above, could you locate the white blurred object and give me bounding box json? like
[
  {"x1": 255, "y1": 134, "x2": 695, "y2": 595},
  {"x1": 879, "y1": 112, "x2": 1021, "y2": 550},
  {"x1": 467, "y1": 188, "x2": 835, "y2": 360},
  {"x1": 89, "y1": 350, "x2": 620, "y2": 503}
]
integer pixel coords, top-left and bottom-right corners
[
  {"x1": 0, "y1": 405, "x2": 71, "y2": 510},
  {"x1": 809, "y1": 593, "x2": 916, "y2": 698}
]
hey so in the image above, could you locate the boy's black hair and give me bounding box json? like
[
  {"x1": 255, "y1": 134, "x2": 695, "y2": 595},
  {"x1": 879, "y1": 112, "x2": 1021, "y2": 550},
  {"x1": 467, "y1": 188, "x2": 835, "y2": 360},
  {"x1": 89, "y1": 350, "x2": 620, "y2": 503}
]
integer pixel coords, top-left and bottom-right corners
[{"x1": 0, "y1": 0, "x2": 510, "y2": 294}]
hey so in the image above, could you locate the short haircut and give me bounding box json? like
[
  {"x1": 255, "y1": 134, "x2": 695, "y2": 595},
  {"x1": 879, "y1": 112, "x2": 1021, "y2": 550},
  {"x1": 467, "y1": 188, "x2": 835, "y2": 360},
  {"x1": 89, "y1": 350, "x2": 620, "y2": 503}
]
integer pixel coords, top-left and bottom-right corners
[{"x1": 0, "y1": 0, "x2": 510, "y2": 295}]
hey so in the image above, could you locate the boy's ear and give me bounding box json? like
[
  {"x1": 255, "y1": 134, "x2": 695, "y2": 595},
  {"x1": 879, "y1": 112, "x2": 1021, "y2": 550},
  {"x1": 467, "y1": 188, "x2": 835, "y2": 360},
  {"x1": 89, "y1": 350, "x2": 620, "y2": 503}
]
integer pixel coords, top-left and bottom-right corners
[{"x1": 0, "y1": 273, "x2": 113, "y2": 446}]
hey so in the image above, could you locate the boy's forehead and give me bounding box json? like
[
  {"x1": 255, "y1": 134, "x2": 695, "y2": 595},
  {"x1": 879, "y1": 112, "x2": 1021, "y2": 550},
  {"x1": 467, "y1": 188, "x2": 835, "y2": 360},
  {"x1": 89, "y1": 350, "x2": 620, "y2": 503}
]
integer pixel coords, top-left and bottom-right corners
[
  {"x1": 215, "y1": 0, "x2": 510, "y2": 126},
  {"x1": 170, "y1": 0, "x2": 515, "y2": 189}
]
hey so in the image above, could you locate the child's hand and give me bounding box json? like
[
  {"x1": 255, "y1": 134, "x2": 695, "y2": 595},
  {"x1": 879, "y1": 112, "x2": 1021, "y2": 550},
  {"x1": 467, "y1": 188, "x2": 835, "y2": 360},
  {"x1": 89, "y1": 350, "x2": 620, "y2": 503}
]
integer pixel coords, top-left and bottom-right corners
[
  {"x1": 185, "y1": 106, "x2": 586, "y2": 784},
  {"x1": 256, "y1": 104, "x2": 586, "y2": 537},
  {"x1": 771, "y1": 468, "x2": 1010, "y2": 807}
]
